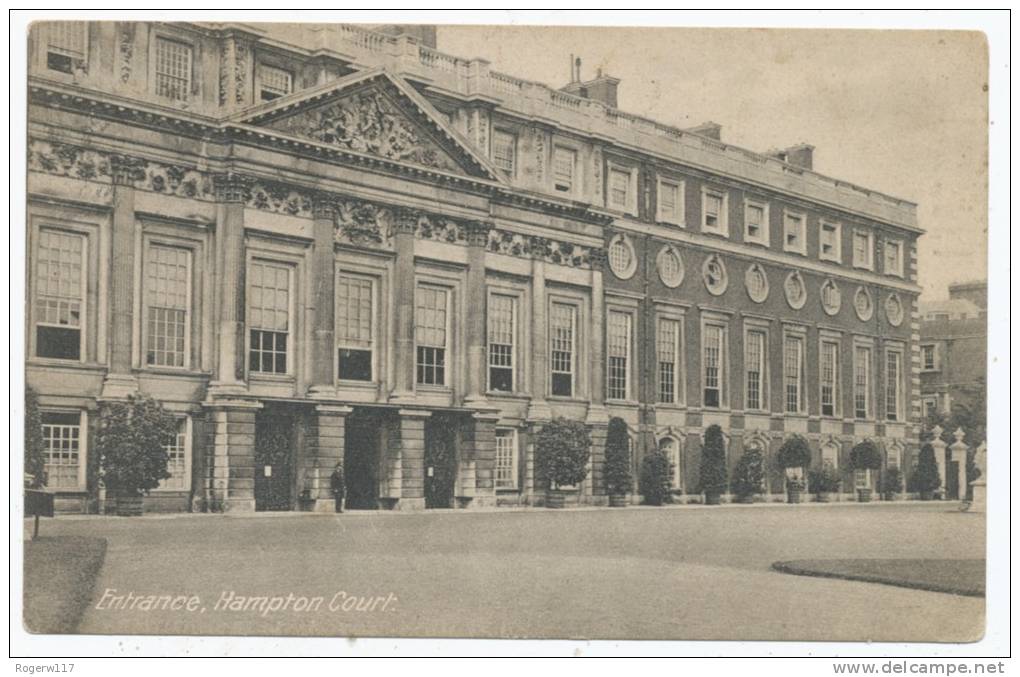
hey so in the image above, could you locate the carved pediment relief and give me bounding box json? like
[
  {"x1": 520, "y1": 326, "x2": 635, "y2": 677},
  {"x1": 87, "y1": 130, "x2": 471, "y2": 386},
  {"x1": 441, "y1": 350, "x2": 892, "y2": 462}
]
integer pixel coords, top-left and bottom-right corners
[{"x1": 234, "y1": 71, "x2": 503, "y2": 182}]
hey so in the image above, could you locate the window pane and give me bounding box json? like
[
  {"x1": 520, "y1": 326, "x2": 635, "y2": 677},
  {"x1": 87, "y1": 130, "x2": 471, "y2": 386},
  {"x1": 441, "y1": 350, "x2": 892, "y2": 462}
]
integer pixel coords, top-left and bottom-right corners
[
  {"x1": 703, "y1": 324, "x2": 723, "y2": 408},
  {"x1": 855, "y1": 346, "x2": 870, "y2": 418},
  {"x1": 415, "y1": 286, "x2": 447, "y2": 348},
  {"x1": 886, "y1": 351, "x2": 901, "y2": 421},
  {"x1": 495, "y1": 429, "x2": 517, "y2": 489},
  {"x1": 610, "y1": 169, "x2": 630, "y2": 207},
  {"x1": 492, "y1": 130, "x2": 516, "y2": 173},
  {"x1": 550, "y1": 302, "x2": 575, "y2": 397},
  {"x1": 36, "y1": 230, "x2": 84, "y2": 359},
  {"x1": 155, "y1": 37, "x2": 192, "y2": 101},
  {"x1": 821, "y1": 340, "x2": 838, "y2": 416},
  {"x1": 607, "y1": 311, "x2": 630, "y2": 400},
  {"x1": 784, "y1": 335, "x2": 803, "y2": 413},
  {"x1": 249, "y1": 262, "x2": 290, "y2": 374},
  {"x1": 487, "y1": 294, "x2": 515, "y2": 391},
  {"x1": 161, "y1": 418, "x2": 189, "y2": 490},
  {"x1": 657, "y1": 318, "x2": 680, "y2": 404},
  {"x1": 41, "y1": 412, "x2": 81, "y2": 489},
  {"x1": 553, "y1": 147, "x2": 575, "y2": 191},
  {"x1": 145, "y1": 245, "x2": 189, "y2": 367},
  {"x1": 259, "y1": 65, "x2": 292, "y2": 101},
  {"x1": 745, "y1": 330, "x2": 765, "y2": 410},
  {"x1": 337, "y1": 274, "x2": 373, "y2": 381}
]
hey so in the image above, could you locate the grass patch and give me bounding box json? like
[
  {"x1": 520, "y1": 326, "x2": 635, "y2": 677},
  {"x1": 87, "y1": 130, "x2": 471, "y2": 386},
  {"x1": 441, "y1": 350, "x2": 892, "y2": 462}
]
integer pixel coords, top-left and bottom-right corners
[
  {"x1": 24, "y1": 536, "x2": 107, "y2": 633},
  {"x1": 772, "y1": 558, "x2": 984, "y2": 597}
]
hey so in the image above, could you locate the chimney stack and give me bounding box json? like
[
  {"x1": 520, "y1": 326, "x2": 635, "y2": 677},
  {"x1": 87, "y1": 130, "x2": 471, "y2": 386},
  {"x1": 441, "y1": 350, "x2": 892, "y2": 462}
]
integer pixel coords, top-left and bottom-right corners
[
  {"x1": 686, "y1": 121, "x2": 722, "y2": 141},
  {"x1": 770, "y1": 143, "x2": 815, "y2": 170},
  {"x1": 559, "y1": 58, "x2": 620, "y2": 108}
]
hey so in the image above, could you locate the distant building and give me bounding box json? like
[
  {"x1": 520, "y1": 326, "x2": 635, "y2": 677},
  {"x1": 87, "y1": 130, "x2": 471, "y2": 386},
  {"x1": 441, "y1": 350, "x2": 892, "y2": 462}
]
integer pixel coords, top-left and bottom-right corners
[
  {"x1": 919, "y1": 281, "x2": 987, "y2": 421},
  {"x1": 26, "y1": 22, "x2": 923, "y2": 513}
]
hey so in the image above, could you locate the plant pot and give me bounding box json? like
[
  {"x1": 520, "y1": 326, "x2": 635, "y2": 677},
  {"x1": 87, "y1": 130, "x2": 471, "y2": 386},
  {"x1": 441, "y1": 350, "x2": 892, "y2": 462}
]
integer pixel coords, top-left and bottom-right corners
[
  {"x1": 546, "y1": 489, "x2": 566, "y2": 509},
  {"x1": 814, "y1": 492, "x2": 832, "y2": 503},
  {"x1": 115, "y1": 495, "x2": 144, "y2": 517},
  {"x1": 920, "y1": 490, "x2": 934, "y2": 501},
  {"x1": 735, "y1": 494, "x2": 755, "y2": 504},
  {"x1": 608, "y1": 493, "x2": 628, "y2": 508},
  {"x1": 857, "y1": 488, "x2": 872, "y2": 503},
  {"x1": 704, "y1": 491, "x2": 722, "y2": 505},
  {"x1": 787, "y1": 488, "x2": 803, "y2": 504},
  {"x1": 882, "y1": 492, "x2": 899, "y2": 501}
]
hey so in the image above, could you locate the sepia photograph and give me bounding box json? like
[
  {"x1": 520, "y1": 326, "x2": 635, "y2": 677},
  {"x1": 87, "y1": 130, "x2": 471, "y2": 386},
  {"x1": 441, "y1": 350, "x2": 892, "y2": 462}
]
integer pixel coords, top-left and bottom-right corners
[{"x1": 12, "y1": 10, "x2": 1006, "y2": 659}]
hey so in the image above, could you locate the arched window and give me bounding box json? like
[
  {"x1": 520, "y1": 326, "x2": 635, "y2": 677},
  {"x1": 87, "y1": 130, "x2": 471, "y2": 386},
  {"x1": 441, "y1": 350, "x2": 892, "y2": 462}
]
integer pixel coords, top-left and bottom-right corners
[{"x1": 659, "y1": 437, "x2": 682, "y2": 490}]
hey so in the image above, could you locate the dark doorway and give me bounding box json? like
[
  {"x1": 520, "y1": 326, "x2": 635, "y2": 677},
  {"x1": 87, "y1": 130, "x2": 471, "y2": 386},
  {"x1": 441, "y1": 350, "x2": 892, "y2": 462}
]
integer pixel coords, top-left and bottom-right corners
[
  {"x1": 424, "y1": 414, "x2": 458, "y2": 509},
  {"x1": 254, "y1": 405, "x2": 297, "y2": 511},
  {"x1": 344, "y1": 409, "x2": 381, "y2": 510}
]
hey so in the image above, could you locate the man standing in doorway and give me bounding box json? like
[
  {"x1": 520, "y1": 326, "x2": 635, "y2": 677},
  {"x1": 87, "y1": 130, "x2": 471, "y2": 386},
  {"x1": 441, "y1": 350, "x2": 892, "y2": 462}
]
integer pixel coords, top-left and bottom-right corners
[{"x1": 330, "y1": 462, "x2": 346, "y2": 513}]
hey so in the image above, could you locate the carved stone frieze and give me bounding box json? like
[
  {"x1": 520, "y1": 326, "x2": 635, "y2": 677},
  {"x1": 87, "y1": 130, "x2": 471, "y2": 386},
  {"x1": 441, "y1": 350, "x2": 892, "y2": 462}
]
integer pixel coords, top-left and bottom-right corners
[{"x1": 266, "y1": 88, "x2": 461, "y2": 172}]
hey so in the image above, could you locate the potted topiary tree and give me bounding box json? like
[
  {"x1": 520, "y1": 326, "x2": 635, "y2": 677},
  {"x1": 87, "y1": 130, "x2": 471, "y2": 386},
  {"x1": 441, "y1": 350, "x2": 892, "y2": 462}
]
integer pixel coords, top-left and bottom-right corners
[
  {"x1": 603, "y1": 417, "x2": 633, "y2": 507},
  {"x1": 639, "y1": 448, "x2": 673, "y2": 506},
  {"x1": 731, "y1": 447, "x2": 765, "y2": 503},
  {"x1": 699, "y1": 424, "x2": 728, "y2": 505},
  {"x1": 880, "y1": 467, "x2": 904, "y2": 501},
  {"x1": 97, "y1": 394, "x2": 178, "y2": 516},
  {"x1": 535, "y1": 417, "x2": 591, "y2": 509},
  {"x1": 808, "y1": 466, "x2": 841, "y2": 503},
  {"x1": 914, "y1": 443, "x2": 941, "y2": 500},
  {"x1": 850, "y1": 440, "x2": 883, "y2": 502},
  {"x1": 777, "y1": 435, "x2": 811, "y2": 504}
]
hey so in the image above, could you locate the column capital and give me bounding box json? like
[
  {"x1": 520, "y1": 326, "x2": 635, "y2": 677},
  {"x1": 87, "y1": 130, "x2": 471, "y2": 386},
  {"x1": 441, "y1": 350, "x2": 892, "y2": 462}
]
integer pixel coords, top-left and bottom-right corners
[
  {"x1": 213, "y1": 173, "x2": 252, "y2": 203},
  {"x1": 311, "y1": 193, "x2": 336, "y2": 221},
  {"x1": 589, "y1": 247, "x2": 608, "y2": 271},
  {"x1": 393, "y1": 208, "x2": 420, "y2": 235},
  {"x1": 465, "y1": 220, "x2": 493, "y2": 247},
  {"x1": 109, "y1": 154, "x2": 146, "y2": 186}
]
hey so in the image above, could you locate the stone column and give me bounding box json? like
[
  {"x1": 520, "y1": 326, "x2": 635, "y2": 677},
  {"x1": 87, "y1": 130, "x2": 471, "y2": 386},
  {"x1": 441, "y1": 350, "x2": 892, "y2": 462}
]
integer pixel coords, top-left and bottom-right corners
[
  {"x1": 526, "y1": 258, "x2": 552, "y2": 421},
  {"x1": 205, "y1": 399, "x2": 262, "y2": 513},
  {"x1": 970, "y1": 442, "x2": 987, "y2": 510},
  {"x1": 586, "y1": 248, "x2": 609, "y2": 499},
  {"x1": 463, "y1": 220, "x2": 492, "y2": 407},
  {"x1": 308, "y1": 195, "x2": 337, "y2": 397},
  {"x1": 306, "y1": 404, "x2": 351, "y2": 512},
  {"x1": 211, "y1": 173, "x2": 250, "y2": 392},
  {"x1": 950, "y1": 427, "x2": 969, "y2": 502},
  {"x1": 390, "y1": 209, "x2": 418, "y2": 404},
  {"x1": 100, "y1": 156, "x2": 141, "y2": 398},
  {"x1": 930, "y1": 425, "x2": 948, "y2": 499}
]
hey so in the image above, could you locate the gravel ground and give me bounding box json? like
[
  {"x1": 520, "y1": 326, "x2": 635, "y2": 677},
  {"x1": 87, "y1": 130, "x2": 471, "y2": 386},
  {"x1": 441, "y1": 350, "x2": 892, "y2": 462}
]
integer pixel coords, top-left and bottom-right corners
[{"x1": 29, "y1": 502, "x2": 985, "y2": 641}]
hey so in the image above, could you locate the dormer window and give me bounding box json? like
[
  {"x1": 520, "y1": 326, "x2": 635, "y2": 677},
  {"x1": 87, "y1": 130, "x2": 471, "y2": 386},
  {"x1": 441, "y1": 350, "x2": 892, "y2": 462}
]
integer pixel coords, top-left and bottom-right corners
[{"x1": 258, "y1": 64, "x2": 293, "y2": 102}]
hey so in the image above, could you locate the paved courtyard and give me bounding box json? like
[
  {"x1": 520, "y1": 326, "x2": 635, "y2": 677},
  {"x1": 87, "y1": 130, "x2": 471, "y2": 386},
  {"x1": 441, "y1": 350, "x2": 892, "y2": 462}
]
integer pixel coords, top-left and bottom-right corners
[{"x1": 32, "y1": 503, "x2": 984, "y2": 641}]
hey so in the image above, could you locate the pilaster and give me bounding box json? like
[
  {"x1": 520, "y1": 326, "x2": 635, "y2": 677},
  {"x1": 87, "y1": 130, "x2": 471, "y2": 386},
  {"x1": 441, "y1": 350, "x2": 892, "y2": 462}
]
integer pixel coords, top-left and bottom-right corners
[
  {"x1": 586, "y1": 247, "x2": 608, "y2": 425},
  {"x1": 100, "y1": 156, "x2": 140, "y2": 398},
  {"x1": 526, "y1": 258, "x2": 552, "y2": 421},
  {"x1": 390, "y1": 210, "x2": 418, "y2": 405},
  {"x1": 459, "y1": 409, "x2": 499, "y2": 508},
  {"x1": 209, "y1": 173, "x2": 250, "y2": 395},
  {"x1": 308, "y1": 195, "x2": 337, "y2": 398},
  {"x1": 383, "y1": 408, "x2": 430, "y2": 511},
  {"x1": 463, "y1": 220, "x2": 493, "y2": 408}
]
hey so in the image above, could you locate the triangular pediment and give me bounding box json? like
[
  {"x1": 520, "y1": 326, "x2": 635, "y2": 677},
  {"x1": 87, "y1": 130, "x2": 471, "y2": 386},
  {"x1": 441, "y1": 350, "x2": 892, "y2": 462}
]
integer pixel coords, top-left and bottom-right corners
[{"x1": 231, "y1": 69, "x2": 503, "y2": 182}]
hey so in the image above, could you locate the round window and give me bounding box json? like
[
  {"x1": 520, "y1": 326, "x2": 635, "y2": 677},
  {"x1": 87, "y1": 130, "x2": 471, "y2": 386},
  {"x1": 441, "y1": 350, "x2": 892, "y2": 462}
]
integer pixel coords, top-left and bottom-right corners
[
  {"x1": 744, "y1": 263, "x2": 769, "y2": 303},
  {"x1": 656, "y1": 245, "x2": 685, "y2": 288},
  {"x1": 607, "y1": 233, "x2": 637, "y2": 280},
  {"x1": 885, "y1": 293, "x2": 904, "y2": 326},
  {"x1": 854, "y1": 286, "x2": 874, "y2": 321},
  {"x1": 702, "y1": 254, "x2": 728, "y2": 295},
  {"x1": 821, "y1": 279, "x2": 841, "y2": 315},
  {"x1": 784, "y1": 270, "x2": 807, "y2": 309}
]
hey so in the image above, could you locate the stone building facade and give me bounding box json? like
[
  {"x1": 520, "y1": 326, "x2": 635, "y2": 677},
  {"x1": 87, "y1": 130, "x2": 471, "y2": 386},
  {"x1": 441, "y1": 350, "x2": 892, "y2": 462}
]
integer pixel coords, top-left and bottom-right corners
[
  {"x1": 26, "y1": 22, "x2": 923, "y2": 513},
  {"x1": 919, "y1": 281, "x2": 987, "y2": 421}
]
